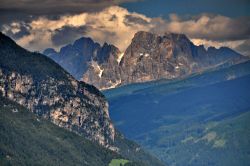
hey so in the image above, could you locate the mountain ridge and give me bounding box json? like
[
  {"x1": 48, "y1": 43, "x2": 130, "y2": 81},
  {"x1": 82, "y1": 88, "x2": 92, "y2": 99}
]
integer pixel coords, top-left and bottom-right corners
[{"x1": 44, "y1": 31, "x2": 247, "y2": 90}]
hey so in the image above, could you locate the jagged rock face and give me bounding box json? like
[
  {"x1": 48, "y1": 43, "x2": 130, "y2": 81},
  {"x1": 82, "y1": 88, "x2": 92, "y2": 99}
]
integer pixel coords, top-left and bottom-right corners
[
  {"x1": 43, "y1": 38, "x2": 120, "y2": 80},
  {"x1": 82, "y1": 43, "x2": 122, "y2": 90},
  {"x1": 44, "y1": 39, "x2": 122, "y2": 90},
  {"x1": 120, "y1": 32, "x2": 194, "y2": 84},
  {"x1": 44, "y1": 31, "x2": 246, "y2": 90},
  {"x1": 0, "y1": 33, "x2": 115, "y2": 148},
  {"x1": 86, "y1": 31, "x2": 245, "y2": 88},
  {"x1": 119, "y1": 31, "x2": 246, "y2": 85},
  {"x1": 44, "y1": 37, "x2": 100, "y2": 80}
]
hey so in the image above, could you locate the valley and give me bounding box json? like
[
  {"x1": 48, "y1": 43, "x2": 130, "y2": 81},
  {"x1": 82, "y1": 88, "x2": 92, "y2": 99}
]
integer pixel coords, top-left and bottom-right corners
[{"x1": 104, "y1": 61, "x2": 250, "y2": 166}]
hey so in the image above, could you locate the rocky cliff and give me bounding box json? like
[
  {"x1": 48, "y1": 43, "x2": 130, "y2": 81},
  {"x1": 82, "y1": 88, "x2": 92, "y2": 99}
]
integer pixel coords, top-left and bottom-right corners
[
  {"x1": 44, "y1": 31, "x2": 246, "y2": 90},
  {"x1": 119, "y1": 31, "x2": 245, "y2": 85},
  {"x1": 0, "y1": 32, "x2": 115, "y2": 149}
]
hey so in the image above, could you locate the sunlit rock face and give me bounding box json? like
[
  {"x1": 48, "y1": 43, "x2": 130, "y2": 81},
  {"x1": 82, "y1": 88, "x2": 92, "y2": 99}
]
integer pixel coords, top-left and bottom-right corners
[
  {"x1": 120, "y1": 31, "x2": 246, "y2": 85},
  {"x1": 120, "y1": 31, "x2": 194, "y2": 84},
  {"x1": 44, "y1": 31, "x2": 246, "y2": 90},
  {"x1": 0, "y1": 32, "x2": 115, "y2": 149}
]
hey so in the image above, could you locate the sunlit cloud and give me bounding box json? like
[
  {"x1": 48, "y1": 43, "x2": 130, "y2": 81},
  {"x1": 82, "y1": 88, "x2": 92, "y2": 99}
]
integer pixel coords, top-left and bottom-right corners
[
  {"x1": 1, "y1": 6, "x2": 250, "y2": 56},
  {"x1": 164, "y1": 14, "x2": 250, "y2": 41},
  {"x1": 2, "y1": 6, "x2": 152, "y2": 51},
  {"x1": 191, "y1": 38, "x2": 246, "y2": 51}
]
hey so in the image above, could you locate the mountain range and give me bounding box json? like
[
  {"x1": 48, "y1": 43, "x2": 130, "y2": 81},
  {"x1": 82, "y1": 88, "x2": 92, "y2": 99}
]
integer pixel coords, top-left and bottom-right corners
[
  {"x1": 1, "y1": 29, "x2": 249, "y2": 166},
  {"x1": 0, "y1": 32, "x2": 164, "y2": 166},
  {"x1": 44, "y1": 31, "x2": 247, "y2": 90}
]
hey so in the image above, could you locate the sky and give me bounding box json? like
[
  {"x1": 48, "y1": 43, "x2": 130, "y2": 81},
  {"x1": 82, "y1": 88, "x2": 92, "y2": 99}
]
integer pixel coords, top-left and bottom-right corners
[{"x1": 0, "y1": 0, "x2": 250, "y2": 56}]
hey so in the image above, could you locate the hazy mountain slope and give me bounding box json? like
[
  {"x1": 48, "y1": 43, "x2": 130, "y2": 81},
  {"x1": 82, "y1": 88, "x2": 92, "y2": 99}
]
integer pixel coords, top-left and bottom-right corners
[
  {"x1": 104, "y1": 61, "x2": 250, "y2": 166},
  {"x1": 43, "y1": 37, "x2": 122, "y2": 89}
]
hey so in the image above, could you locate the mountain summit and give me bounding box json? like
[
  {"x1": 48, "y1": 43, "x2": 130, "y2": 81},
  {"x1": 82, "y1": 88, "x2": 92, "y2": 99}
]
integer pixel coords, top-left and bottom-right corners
[
  {"x1": 119, "y1": 31, "x2": 245, "y2": 85},
  {"x1": 44, "y1": 31, "x2": 246, "y2": 89}
]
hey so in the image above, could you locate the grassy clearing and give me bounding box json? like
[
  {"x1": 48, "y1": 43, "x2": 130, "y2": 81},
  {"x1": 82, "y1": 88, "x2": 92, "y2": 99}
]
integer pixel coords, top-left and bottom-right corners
[{"x1": 109, "y1": 159, "x2": 130, "y2": 166}]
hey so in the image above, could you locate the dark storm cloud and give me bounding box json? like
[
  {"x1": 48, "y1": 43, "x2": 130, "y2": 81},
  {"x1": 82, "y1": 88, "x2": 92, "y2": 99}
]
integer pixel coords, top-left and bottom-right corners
[
  {"x1": 0, "y1": 0, "x2": 139, "y2": 15},
  {"x1": 51, "y1": 26, "x2": 88, "y2": 46},
  {"x1": 0, "y1": 0, "x2": 139, "y2": 26}
]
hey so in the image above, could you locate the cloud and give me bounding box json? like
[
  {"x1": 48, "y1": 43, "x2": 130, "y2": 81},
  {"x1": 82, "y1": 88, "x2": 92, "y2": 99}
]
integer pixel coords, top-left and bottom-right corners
[
  {"x1": 1, "y1": 5, "x2": 249, "y2": 56},
  {"x1": 191, "y1": 39, "x2": 244, "y2": 49},
  {"x1": 51, "y1": 26, "x2": 88, "y2": 46},
  {"x1": 0, "y1": 0, "x2": 139, "y2": 14},
  {"x1": 124, "y1": 15, "x2": 150, "y2": 26},
  {"x1": 151, "y1": 14, "x2": 250, "y2": 41},
  {"x1": 150, "y1": 14, "x2": 250, "y2": 55},
  {"x1": 0, "y1": 0, "x2": 140, "y2": 26},
  {"x1": 191, "y1": 38, "x2": 246, "y2": 52},
  {"x1": 235, "y1": 39, "x2": 250, "y2": 56},
  {"x1": 2, "y1": 6, "x2": 152, "y2": 51},
  {"x1": 1, "y1": 22, "x2": 31, "y2": 40}
]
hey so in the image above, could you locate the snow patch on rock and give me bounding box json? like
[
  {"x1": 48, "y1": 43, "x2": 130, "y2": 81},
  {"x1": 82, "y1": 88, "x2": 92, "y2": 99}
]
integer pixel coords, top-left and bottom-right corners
[
  {"x1": 91, "y1": 60, "x2": 104, "y2": 78},
  {"x1": 117, "y1": 52, "x2": 124, "y2": 64}
]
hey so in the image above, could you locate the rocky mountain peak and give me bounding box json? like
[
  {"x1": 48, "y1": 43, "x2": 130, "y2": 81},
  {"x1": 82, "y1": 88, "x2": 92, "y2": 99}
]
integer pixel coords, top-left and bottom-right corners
[
  {"x1": 133, "y1": 31, "x2": 158, "y2": 41},
  {"x1": 163, "y1": 32, "x2": 189, "y2": 40},
  {"x1": 73, "y1": 37, "x2": 98, "y2": 48},
  {"x1": 95, "y1": 42, "x2": 121, "y2": 64},
  {"x1": 127, "y1": 31, "x2": 192, "y2": 60},
  {"x1": 133, "y1": 31, "x2": 190, "y2": 44}
]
